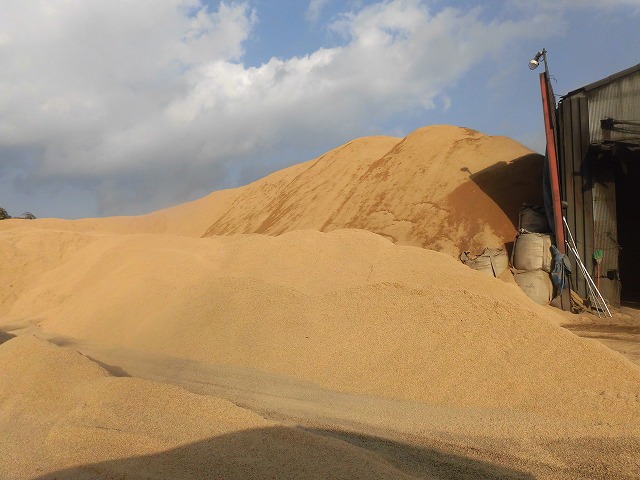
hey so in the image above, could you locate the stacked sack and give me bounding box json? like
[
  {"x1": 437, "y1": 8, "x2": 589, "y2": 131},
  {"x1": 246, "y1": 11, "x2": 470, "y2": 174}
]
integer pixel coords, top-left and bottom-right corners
[{"x1": 511, "y1": 205, "x2": 555, "y2": 305}]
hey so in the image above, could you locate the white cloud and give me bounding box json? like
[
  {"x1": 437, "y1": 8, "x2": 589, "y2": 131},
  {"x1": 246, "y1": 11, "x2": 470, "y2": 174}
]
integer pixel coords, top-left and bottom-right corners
[
  {"x1": 0, "y1": 0, "x2": 560, "y2": 216},
  {"x1": 306, "y1": 0, "x2": 331, "y2": 22},
  {"x1": 509, "y1": 0, "x2": 640, "y2": 11}
]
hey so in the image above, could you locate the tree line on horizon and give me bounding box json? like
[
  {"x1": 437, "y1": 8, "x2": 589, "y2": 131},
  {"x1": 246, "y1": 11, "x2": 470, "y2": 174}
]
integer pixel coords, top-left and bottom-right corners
[{"x1": 0, "y1": 208, "x2": 36, "y2": 220}]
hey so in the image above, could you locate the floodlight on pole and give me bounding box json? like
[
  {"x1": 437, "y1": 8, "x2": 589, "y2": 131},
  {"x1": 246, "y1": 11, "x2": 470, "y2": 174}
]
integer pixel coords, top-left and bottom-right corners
[{"x1": 529, "y1": 49, "x2": 547, "y2": 71}]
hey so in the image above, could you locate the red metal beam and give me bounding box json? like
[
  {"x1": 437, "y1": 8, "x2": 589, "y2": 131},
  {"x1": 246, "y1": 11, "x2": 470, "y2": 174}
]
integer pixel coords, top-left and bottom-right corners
[
  {"x1": 540, "y1": 71, "x2": 571, "y2": 311},
  {"x1": 540, "y1": 72, "x2": 566, "y2": 253}
]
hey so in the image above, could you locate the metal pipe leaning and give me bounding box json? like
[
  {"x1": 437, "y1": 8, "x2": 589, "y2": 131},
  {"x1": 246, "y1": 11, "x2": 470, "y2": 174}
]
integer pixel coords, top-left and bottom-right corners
[{"x1": 562, "y1": 216, "x2": 612, "y2": 317}]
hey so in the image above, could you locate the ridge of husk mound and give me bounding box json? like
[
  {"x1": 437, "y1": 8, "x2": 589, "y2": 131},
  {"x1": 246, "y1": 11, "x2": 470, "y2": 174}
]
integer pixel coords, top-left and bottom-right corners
[
  {"x1": 1, "y1": 228, "x2": 639, "y2": 426},
  {"x1": 1, "y1": 125, "x2": 543, "y2": 256},
  {"x1": 0, "y1": 335, "x2": 416, "y2": 479}
]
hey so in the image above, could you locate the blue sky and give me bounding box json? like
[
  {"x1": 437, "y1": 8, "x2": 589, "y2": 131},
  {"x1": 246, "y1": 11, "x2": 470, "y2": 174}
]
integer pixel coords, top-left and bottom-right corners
[{"x1": 1, "y1": 0, "x2": 639, "y2": 219}]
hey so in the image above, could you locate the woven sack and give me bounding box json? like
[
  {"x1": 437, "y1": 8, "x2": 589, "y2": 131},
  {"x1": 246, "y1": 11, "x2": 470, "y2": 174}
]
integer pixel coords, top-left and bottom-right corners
[{"x1": 460, "y1": 248, "x2": 508, "y2": 278}]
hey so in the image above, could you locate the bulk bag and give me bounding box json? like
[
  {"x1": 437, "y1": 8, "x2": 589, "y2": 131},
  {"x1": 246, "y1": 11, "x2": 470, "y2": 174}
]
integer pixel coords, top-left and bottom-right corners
[
  {"x1": 512, "y1": 230, "x2": 553, "y2": 272},
  {"x1": 513, "y1": 269, "x2": 553, "y2": 305},
  {"x1": 518, "y1": 204, "x2": 551, "y2": 233}
]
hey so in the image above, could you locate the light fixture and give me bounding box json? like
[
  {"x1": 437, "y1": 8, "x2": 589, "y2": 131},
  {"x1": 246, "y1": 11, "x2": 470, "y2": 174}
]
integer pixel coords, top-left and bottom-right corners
[{"x1": 529, "y1": 49, "x2": 546, "y2": 70}]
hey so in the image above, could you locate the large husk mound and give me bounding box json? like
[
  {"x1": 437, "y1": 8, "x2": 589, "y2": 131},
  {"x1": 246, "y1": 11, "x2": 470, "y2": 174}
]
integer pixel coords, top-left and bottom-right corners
[{"x1": 1, "y1": 125, "x2": 639, "y2": 479}]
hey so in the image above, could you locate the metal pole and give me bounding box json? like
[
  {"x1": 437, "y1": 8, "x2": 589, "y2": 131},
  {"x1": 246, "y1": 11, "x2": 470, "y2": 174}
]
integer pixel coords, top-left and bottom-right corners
[{"x1": 563, "y1": 217, "x2": 612, "y2": 317}]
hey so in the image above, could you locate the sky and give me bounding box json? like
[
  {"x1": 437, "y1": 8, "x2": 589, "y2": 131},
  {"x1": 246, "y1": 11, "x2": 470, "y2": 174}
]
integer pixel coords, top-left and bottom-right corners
[{"x1": 1, "y1": 0, "x2": 639, "y2": 219}]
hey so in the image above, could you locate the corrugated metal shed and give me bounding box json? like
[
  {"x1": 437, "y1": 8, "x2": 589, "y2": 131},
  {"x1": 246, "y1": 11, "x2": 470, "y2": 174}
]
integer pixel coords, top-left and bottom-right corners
[{"x1": 557, "y1": 64, "x2": 640, "y2": 307}]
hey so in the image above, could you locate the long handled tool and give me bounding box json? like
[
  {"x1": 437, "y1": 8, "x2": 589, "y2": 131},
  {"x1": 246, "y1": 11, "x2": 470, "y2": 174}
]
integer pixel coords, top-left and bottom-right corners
[{"x1": 593, "y1": 249, "x2": 604, "y2": 291}]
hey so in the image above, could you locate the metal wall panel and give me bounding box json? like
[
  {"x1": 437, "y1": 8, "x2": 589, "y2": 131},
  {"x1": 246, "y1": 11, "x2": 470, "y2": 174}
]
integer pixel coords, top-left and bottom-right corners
[
  {"x1": 587, "y1": 74, "x2": 640, "y2": 144},
  {"x1": 558, "y1": 95, "x2": 593, "y2": 300}
]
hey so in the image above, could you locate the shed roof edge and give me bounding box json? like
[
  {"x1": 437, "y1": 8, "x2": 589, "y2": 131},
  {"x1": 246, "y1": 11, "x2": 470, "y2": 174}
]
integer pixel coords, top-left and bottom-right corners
[{"x1": 563, "y1": 63, "x2": 640, "y2": 98}]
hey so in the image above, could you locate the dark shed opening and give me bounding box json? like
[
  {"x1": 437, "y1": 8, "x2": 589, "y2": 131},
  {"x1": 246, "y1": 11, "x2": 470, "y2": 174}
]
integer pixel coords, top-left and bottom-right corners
[{"x1": 614, "y1": 144, "x2": 640, "y2": 304}]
